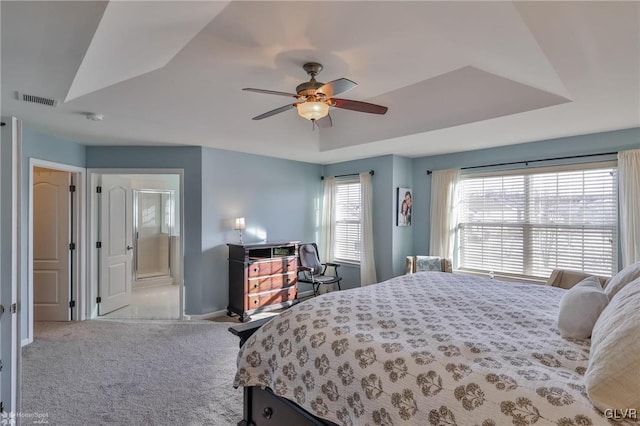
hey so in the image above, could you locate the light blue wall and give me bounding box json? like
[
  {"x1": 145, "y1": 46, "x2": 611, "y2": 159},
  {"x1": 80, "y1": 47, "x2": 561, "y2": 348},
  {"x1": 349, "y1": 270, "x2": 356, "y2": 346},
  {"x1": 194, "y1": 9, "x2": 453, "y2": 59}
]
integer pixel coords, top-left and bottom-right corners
[
  {"x1": 22, "y1": 127, "x2": 86, "y2": 167},
  {"x1": 15, "y1": 125, "x2": 640, "y2": 321},
  {"x1": 392, "y1": 155, "x2": 413, "y2": 276},
  {"x1": 322, "y1": 154, "x2": 414, "y2": 285},
  {"x1": 20, "y1": 126, "x2": 86, "y2": 338},
  {"x1": 85, "y1": 146, "x2": 204, "y2": 314},
  {"x1": 200, "y1": 147, "x2": 322, "y2": 313},
  {"x1": 323, "y1": 155, "x2": 396, "y2": 287},
  {"x1": 412, "y1": 127, "x2": 640, "y2": 256},
  {"x1": 86, "y1": 145, "x2": 322, "y2": 315}
]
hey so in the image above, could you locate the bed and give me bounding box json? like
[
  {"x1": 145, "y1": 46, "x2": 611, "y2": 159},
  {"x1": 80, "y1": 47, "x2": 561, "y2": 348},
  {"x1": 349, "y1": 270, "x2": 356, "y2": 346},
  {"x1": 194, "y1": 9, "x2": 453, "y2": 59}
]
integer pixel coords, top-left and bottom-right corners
[{"x1": 233, "y1": 272, "x2": 636, "y2": 425}]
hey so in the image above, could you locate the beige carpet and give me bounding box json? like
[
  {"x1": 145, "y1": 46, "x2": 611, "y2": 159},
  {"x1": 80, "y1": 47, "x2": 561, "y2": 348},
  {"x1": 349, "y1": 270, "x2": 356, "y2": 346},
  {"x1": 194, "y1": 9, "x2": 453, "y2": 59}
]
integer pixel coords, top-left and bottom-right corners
[{"x1": 21, "y1": 320, "x2": 243, "y2": 425}]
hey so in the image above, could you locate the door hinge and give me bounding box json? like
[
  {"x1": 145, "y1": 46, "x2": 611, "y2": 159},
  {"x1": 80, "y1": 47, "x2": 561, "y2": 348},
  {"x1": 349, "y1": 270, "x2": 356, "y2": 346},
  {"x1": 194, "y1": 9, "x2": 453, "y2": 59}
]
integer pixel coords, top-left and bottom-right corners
[
  {"x1": 69, "y1": 242, "x2": 76, "y2": 250},
  {"x1": 0, "y1": 400, "x2": 4, "y2": 413},
  {"x1": 96, "y1": 186, "x2": 102, "y2": 193},
  {"x1": 96, "y1": 241, "x2": 102, "y2": 249},
  {"x1": 96, "y1": 297, "x2": 102, "y2": 304},
  {"x1": 0, "y1": 304, "x2": 4, "y2": 318},
  {"x1": 10, "y1": 303, "x2": 17, "y2": 314},
  {"x1": 0, "y1": 359, "x2": 3, "y2": 372},
  {"x1": 69, "y1": 300, "x2": 76, "y2": 308},
  {"x1": 69, "y1": 184, "x2": 76, "y2": 192}
]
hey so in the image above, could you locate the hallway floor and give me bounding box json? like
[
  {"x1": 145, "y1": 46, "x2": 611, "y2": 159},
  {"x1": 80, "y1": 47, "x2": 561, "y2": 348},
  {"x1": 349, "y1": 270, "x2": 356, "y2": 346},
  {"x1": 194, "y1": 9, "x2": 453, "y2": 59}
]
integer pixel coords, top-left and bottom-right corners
[{"x1": 100, "y1": 284, "x2": 180, "y2": 320}]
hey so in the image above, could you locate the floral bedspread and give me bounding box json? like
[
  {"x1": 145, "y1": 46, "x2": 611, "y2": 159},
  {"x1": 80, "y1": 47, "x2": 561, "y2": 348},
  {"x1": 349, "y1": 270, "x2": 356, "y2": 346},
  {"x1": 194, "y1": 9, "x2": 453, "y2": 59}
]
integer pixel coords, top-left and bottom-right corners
[{"x1": 234, "y1": 272, "x2": 616, "y2": 426}]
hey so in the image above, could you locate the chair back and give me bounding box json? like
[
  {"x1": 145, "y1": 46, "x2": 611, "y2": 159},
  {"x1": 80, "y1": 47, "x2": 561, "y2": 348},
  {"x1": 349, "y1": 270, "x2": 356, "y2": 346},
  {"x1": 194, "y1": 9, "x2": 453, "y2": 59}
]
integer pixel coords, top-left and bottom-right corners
[{"x1": 299, "y1": 243, "x2": 323, "y2": 279}]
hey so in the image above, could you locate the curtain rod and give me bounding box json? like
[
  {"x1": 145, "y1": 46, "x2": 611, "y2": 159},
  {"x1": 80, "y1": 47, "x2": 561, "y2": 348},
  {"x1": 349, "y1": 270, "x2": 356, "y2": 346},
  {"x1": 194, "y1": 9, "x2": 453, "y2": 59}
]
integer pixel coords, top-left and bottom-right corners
[
  {"x1": 321, "y1": 170, "x2": 374, "y2": 180},
  {"x1": 426, "y1": 152, "x2": 617, "y2": 175}
]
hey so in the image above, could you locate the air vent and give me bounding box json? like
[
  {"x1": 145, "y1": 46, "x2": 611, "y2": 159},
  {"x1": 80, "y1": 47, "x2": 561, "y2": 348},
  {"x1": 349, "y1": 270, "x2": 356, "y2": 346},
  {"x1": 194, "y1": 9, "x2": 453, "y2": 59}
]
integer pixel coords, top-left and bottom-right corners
[{"x1": 16, "y1": 92, "x2": 59, "y2": 107}]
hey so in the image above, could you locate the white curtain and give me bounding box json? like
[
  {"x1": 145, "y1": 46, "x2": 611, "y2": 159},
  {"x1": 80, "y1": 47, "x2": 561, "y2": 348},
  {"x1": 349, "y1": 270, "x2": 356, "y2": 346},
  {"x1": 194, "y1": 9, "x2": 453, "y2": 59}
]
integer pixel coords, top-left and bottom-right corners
[
  {"x1": 618, "y1": 149, "x2": 640, "y2": 266},
  {"x1": 360, "y1": 172, "x2": 377, "y2": 286},
  {"x1": 429, "y1": 169, "x2": 461, "y2": 260},
  {"x1": 320, "y1": 177, "x2": 336, "y2": 263}
]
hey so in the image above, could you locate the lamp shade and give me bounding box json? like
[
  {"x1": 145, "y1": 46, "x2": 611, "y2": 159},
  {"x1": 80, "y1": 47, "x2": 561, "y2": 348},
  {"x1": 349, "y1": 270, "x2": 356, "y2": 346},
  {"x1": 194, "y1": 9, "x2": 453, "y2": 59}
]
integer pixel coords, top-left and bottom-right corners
[
  {"x1": 234, "y1": 217, "x2": 246, "y2": 230},
  {"x1": 296, "y1": 101, "x2": 329, "y2": 121}
]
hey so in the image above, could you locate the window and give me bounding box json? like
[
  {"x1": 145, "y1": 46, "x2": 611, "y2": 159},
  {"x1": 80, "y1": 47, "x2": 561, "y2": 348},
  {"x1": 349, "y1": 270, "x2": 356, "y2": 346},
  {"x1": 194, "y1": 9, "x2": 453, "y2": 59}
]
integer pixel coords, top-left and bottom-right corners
[
  {"x1": 333, "y1": 179, "x2": 361, "y2": 263},
  {"x1": 458, "y1": 163, "x2": 617, "y2": 279}
]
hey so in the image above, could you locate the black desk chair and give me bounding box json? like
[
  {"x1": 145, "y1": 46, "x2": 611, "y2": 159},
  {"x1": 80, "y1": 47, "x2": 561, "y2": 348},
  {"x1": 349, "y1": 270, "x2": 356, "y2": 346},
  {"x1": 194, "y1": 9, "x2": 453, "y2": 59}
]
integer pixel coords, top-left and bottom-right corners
[{"x1": 297, "y1": 243, "x2": 342, "y2": 297}]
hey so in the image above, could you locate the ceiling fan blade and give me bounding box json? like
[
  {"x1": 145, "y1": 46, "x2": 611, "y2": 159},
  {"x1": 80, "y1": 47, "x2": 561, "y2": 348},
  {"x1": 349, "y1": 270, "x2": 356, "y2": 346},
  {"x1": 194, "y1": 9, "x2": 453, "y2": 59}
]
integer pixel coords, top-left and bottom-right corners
[
  {"x1": 315, "y1": 113, "x2": 332, "y2": 128},
  {"x1": 243, "y1": 88, "x2": 298, "y2": 98},
  {"x1": 252, "y1": 104, "x2": 296, "y2": 120},
  {"x1": 331, "y1": 98, "x2": 388, "y2": 115},
  {"x1": 317, "y1": 78, "x2": 357, "y2": 98}
]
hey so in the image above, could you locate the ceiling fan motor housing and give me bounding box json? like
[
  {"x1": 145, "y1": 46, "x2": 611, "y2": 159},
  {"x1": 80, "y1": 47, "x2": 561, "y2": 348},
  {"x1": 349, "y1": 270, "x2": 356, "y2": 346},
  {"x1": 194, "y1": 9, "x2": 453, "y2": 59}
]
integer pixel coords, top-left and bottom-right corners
[
  {"x1": 297, "y1": 62, "x2": 326, "y2": 97},
  {"x1": 296, "y1": 80, "x2": 324, "y2": 97}
]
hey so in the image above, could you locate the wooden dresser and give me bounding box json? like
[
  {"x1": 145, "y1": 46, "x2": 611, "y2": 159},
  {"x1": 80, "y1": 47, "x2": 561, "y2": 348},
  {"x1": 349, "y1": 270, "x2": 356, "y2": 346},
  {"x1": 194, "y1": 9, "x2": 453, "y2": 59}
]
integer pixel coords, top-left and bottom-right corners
[{"x1": 227, "y1": 241, "x2": 299, "y2": 322}]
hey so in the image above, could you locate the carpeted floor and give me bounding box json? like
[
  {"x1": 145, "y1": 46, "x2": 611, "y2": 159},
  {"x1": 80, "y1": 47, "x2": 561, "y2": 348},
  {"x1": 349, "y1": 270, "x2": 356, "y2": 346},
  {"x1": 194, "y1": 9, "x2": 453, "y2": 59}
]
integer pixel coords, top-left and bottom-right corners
[{"x1": 21, "y1": 320, "x2": 243, "y2": 425}]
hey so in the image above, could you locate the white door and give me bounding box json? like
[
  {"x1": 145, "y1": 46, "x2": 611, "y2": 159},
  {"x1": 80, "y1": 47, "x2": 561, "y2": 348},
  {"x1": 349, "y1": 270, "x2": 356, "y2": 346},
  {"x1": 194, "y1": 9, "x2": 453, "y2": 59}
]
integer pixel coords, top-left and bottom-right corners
[
  {"x1": 33, "y1": 168, "x2": 70, "y2": 321},
  {"x1": 99, "y1": 175, "x2": 133, "y2": 315}
]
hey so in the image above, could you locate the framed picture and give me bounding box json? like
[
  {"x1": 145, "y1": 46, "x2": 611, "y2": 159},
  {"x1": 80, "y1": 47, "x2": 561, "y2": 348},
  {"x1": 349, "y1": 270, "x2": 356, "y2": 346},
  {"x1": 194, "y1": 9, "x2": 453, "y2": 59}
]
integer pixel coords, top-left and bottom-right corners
[{"x1": 397, "y1": 187, "x2": 412, "y2": 226}]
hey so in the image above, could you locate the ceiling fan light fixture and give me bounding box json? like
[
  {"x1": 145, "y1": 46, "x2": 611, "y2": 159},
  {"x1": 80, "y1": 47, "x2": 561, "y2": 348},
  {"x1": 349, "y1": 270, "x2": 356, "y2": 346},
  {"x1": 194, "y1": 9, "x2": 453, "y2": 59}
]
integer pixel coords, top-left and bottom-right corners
[{"x1": 297, "y1": 101, "x2": 329, "y2": 121}]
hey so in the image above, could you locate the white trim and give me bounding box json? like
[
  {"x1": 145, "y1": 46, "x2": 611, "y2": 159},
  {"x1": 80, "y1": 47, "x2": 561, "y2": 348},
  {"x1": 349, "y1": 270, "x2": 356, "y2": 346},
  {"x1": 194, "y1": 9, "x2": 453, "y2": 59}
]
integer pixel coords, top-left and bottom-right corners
[
  {"x1": 297, "y1": 290, "x2": 314, "y2": 299},
  {"x1": 461, "y1": 159, "x2": 618, "y2": 178},
  {"x1": 12, "y1": 118, "x2": 22, "y2": 413},
  {"x1": 187, "y1": 309, "x2": 228, "y2": 321},
  {"x1": 87, "y1": 168, "x2": 185, "y2": 320},
  {"x1": 189, "y1": 290, "x2": 316, "y2": 320},
  {"x1": 454, "y1": 269, "x2": 546, "y2": 285},
  {"x1": 27, "y1": 159, "x2": 86, "y2": 345}
]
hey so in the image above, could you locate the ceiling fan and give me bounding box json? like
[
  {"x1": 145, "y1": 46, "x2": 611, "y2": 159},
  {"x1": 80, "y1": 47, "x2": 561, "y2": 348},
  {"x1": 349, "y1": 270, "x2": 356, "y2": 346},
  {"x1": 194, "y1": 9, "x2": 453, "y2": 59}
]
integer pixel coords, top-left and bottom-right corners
[{"x1": 243, "y1": 62, "x2": 388, "y2": 128}]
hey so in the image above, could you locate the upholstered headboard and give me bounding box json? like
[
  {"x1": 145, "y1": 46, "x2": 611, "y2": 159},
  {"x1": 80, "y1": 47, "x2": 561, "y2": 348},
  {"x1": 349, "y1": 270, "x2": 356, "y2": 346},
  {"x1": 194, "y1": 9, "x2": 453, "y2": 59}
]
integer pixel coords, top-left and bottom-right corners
[{"x1": 546, "y1": 269, "x2": 609, "y2": 290}]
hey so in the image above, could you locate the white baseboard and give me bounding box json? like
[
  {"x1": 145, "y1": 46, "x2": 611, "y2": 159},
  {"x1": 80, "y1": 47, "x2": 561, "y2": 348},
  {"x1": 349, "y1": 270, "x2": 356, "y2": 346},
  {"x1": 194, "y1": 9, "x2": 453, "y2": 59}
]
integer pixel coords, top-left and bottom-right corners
[
  {"x1": 133, "y1": 276, "x2": 173, "y2": 289},
  {"x1": 298, "y1": 290, "x2": 314, "y2": 299},
  {"x1": 21, "y1": 337, "x2": 32, "y2": 347},
  {"x1": 187, "y1": 309, "x2": 228, "y2": 321},
  {"x1": 188, "y1": 291, "x2": 315, "y2": 321}
]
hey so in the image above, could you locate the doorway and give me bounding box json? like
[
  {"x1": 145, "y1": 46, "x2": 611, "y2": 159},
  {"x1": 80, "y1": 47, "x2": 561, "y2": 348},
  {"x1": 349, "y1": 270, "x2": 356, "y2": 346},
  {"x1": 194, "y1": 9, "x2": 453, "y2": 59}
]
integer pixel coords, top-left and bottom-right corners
[
  {"x1": 27, "y1": 159, "x2": 85, "y2": 345},
  {"x1": 33, "y1": 167, "x2": 72, "y2": 322},
  {"x1": 89, "y1": 171, "x2": 183, "y2": 320},
  {"x1": 134, "y1": 189, "x2": 173, "y2": 282}
]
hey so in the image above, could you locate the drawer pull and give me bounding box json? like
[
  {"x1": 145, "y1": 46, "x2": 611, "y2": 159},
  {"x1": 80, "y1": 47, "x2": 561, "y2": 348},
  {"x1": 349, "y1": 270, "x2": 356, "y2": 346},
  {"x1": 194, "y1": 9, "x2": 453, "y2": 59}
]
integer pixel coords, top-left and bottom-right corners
[
  {"x1": 253, "y1": 300, "x2": 258, "y2": 305},
  {"x1": 262, "y1": 407, "x2": 273, "y2": 420},
  {"x1": 254, "y1": 283, "x2": 259, "y2": 289}
]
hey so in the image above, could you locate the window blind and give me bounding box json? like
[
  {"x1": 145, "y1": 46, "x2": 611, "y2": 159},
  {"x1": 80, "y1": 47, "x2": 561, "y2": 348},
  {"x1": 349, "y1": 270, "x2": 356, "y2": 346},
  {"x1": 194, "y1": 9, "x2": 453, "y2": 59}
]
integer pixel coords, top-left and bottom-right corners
[
  {"x1": 334, "y1": 179, "x2": 361, "y2": 263},
  {"x1": 459, "y1": 163, "x2": 617, "y2": 278}
]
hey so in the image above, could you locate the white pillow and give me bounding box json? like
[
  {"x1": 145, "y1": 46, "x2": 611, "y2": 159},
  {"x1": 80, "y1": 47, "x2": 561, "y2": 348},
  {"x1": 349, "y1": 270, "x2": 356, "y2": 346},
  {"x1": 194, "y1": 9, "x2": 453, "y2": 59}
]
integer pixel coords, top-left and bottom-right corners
[
  {"x1": 605, "y1": 261, "x2": 640, "y2": 300},
  {"x1": 586, "y1": 276, "x2": 640, "y2": 413},
  {"x1": 557, "y1": 276, "x2": 608, "y2": 339}
]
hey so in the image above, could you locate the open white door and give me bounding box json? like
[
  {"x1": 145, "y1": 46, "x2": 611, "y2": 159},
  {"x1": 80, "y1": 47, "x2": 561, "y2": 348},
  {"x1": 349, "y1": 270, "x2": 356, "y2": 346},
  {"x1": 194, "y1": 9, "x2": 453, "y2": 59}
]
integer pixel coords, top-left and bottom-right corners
[
  {"x1": 33, "y1": 168, "x2": 71, "y2": 321},
  {"x1": 1, "y1": 117, "x2": 21, "y2": 417},
  {"x1": 99, "y1": 175, "x2": 133, "y2": 315}
]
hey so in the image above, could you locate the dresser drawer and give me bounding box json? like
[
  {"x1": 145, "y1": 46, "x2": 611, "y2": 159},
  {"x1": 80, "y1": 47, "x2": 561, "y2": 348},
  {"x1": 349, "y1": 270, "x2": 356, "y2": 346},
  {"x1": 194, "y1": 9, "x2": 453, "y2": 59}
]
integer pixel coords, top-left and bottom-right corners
[
  {"x1": 248, "y1": 272, "x2": 297, "y2": 294},
  {"x1": 248, "y1": 287, "x2": 296, "y2": 309},
  {"x1": 248, "y1": 261, "x2": 272, "y2": 277},
  {"x1": 270, "y1": 258, "x2": 297, "y2": 275}
]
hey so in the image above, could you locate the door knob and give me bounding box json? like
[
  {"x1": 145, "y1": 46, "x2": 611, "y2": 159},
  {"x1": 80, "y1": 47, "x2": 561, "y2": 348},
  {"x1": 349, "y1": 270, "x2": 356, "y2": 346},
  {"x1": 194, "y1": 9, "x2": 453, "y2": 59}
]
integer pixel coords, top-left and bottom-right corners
[{"x1": 127, "y1": 245, "x2": 133, "y2": 250}]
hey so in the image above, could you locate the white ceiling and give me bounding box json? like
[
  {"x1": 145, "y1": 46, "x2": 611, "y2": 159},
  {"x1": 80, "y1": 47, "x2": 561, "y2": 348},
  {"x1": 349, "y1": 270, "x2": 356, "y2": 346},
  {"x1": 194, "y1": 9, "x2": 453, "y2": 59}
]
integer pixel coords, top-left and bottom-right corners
[{"x1": 1, "y1": 1, "x2": 638, "y2": 164}]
